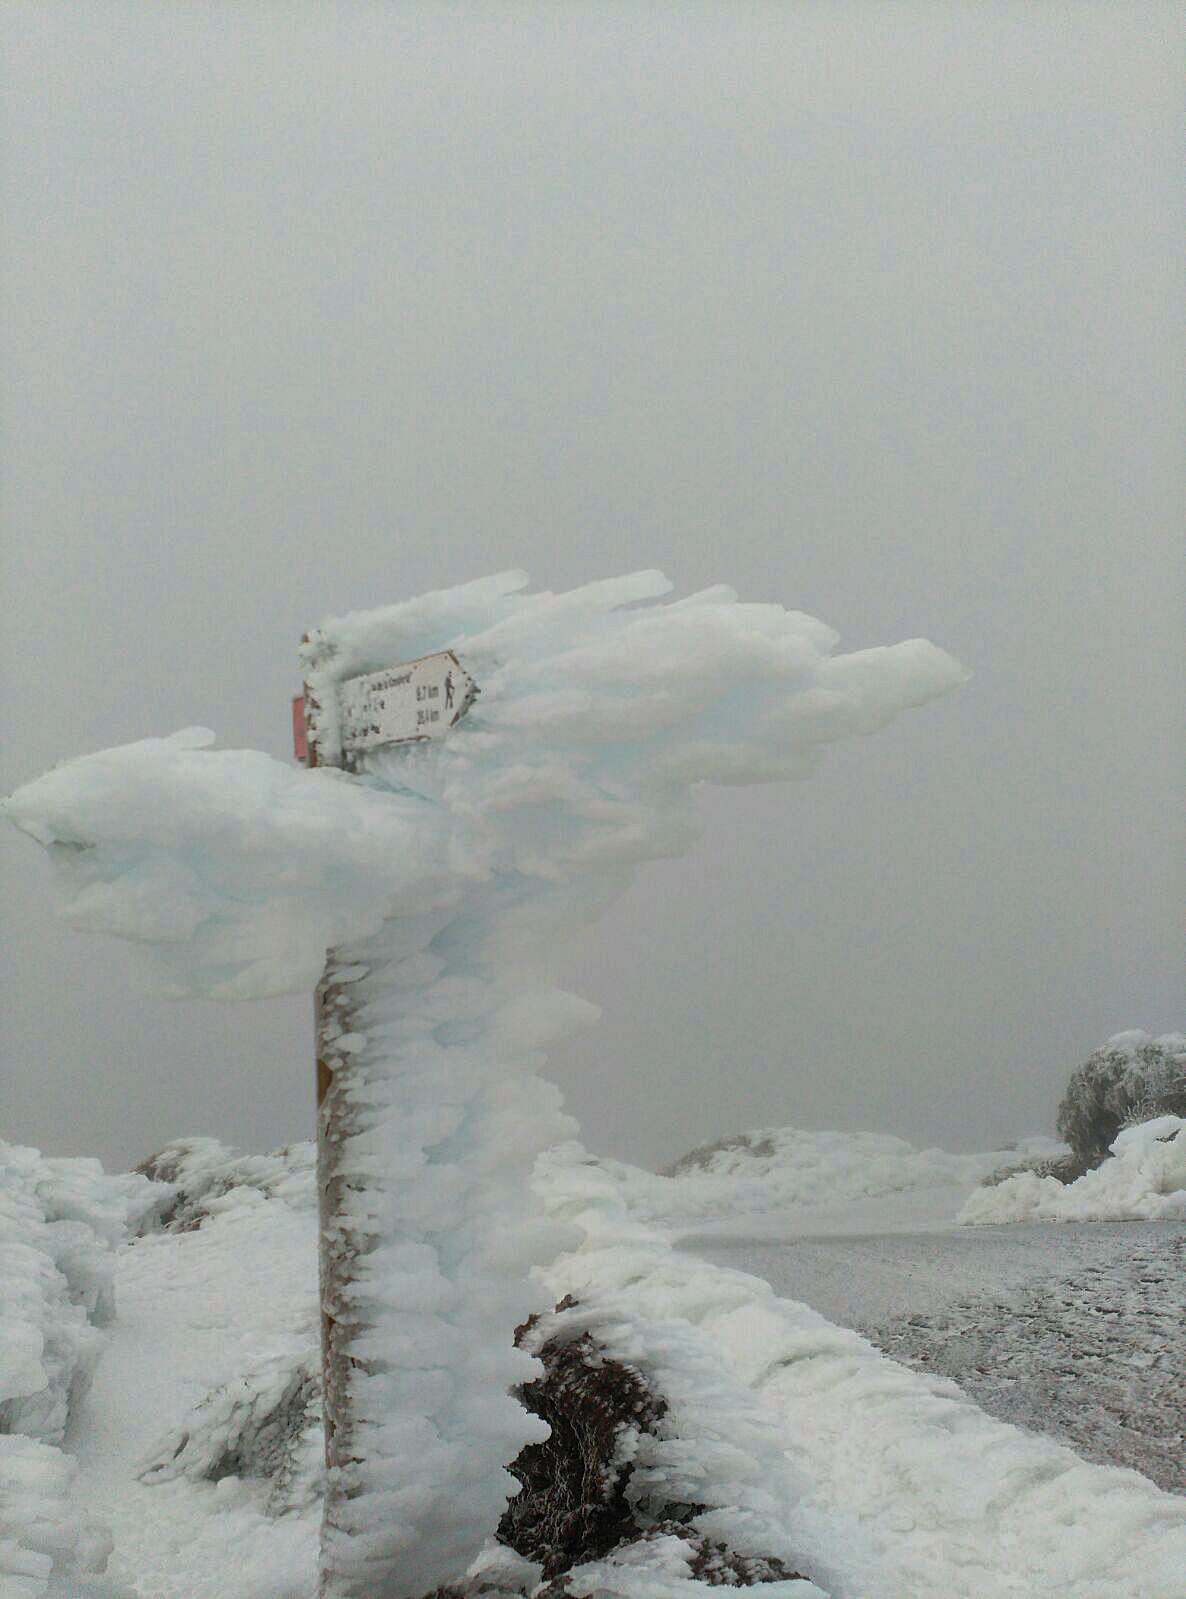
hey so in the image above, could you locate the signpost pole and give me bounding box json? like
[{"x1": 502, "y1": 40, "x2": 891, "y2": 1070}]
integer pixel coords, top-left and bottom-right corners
[
  {"x1": 298, "y1": 682, "x2": 354, "y2": 1527},
  {"x1": 297, "y1": 647, "x2": 480, "y2": 1598}
]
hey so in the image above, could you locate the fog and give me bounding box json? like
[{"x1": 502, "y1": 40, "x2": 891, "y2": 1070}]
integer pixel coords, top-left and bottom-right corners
[{"x1": 2, "y1": 4, "x2": 1182, "y2": 1174}]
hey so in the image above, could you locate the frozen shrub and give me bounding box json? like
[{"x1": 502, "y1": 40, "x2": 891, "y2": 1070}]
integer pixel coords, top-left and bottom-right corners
[
  {"x1": 496, "y1": 1299, "x2": 812, "y2": 1590},
  {"x1": 497, "y1": 1301, "x2": 671, "y2": 1576},
  {"x1": 139, "y1": 1349, "x2": 323, "y2": 1514},
  {"x1": 134, "y1": 1138, "x2": 316, "y2": 1233},
  {"x1": 980, "y1": 1151, "x2": 1091, "y2": 1188},
  {"x1": 663, "y1": 1134, "x2": 778, "y2": 1179},
  {"x1": 1056, "y1": 1032, "x2": 1186, "y2": 1168}
]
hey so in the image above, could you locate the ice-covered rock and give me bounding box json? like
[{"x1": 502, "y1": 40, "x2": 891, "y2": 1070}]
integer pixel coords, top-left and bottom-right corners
[
  {"x1": 138, "y1": 1348, "x2": 322, "y2": 1514},
  {"x1": 499, "y1": 1299, "x2": 819, "y2": 1591},
  {"x1": 135, "y1": 1136, "x2": 317, "y2": 1232}
]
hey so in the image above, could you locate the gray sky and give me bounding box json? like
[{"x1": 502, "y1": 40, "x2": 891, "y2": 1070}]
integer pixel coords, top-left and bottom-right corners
[{"x1": 3, "y1": 3, "x2": 1182, "y2": 1173}]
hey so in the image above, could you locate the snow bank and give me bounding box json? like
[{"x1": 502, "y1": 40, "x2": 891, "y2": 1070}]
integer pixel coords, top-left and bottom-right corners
[
  {"x1": 609, "y1": 1127, "x2": 1026, "y2": 1226},
  {"x1": 5, "y1": 572, "x2": 967, "y2": 1599},
  {"x1": 0, "y1": 1143, "x2": 162, "y2": 1444},
  {"x1": 960, "y1": 1116, "x2": 1186, "y2": 1225},
  {"x1": 0, "y1": 1143, "x2": 163, "y2": 1598},
  {"x1": 0, "y1": 1434, "x2": 117, "y2": 1599},
  {"x1": 537, "y1": 1146, "x2": 1186, "y2": 1599}
]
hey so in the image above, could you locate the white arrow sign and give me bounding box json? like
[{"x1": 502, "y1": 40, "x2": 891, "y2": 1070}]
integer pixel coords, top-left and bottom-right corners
[{"x1": 338, "y1": 651, "x2": 477, "y2": 753}]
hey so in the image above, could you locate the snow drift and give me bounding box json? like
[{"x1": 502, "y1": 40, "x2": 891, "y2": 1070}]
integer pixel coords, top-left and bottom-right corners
[
  {"x1": 609, "y1": 1126, "x2": 1035, "y2": 1226},
  {"x1": 960, "y1": 1115, "x2": 1186, "y2": 1225}
]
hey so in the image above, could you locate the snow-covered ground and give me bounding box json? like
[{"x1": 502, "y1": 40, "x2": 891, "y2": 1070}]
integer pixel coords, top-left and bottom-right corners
[
  {"x1": 4, "y1": 1124, "x2": 1186, "y2": 1599},
  {"x1": 870, "y1": 1223, "x2": 1186, "y2": 1497},
  {"x1": 591, "y1": 1145, "x2": 1186, "y2": 1599}
]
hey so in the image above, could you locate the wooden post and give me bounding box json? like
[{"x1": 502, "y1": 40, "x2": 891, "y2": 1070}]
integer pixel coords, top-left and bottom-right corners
[
  {"x1": 315, "y1": 964, "x2": 358, "y2": 1497},
  {"x1": 300, "y1": 681, "x2": 351, "y2": 1484},
  {"x1": 297, "y1": 645, "x2": 483, "y2": 1596}
]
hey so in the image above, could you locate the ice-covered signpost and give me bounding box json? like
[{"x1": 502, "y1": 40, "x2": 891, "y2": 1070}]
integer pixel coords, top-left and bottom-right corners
[
  {"x1": 298, "y1": 645, "x2": 490, "y2": 1591},
  {"x1": 3, "y1": 572, "x2": 966, "y2": 1599}
]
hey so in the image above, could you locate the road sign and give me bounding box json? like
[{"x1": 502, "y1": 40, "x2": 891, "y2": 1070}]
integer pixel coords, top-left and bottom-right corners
[{"x1": 337, "y1": 650, "x2": 477, "y2": 754}]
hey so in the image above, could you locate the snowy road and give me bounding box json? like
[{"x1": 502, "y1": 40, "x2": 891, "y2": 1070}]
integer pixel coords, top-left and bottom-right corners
[
  {"x1": 676, "y1": 1192, "x2": 1186, "y2": 1496},
  {"x1": 675, "y1": 1202, "x2": 1184, "y2": 1325}
]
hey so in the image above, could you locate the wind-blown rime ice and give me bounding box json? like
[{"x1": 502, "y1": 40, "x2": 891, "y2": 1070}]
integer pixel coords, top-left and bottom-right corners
[{"x1": 4, "y1": 573, "x2": 965, "y2": 1597}]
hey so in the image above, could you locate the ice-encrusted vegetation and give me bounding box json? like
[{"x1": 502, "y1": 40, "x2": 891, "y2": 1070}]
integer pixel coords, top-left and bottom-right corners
[
  {"x1": 135, "y1": 1137, "x2": 318, "y2": 1232},
  {"x1": 960, "y1": 1031, "x2": 1186, "y2": 1226}
]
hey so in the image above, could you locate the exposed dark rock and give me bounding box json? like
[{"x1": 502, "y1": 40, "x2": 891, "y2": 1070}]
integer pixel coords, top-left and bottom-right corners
[{"x1": 418, "y1": 1585, "x2": 522, "y2": 1599}]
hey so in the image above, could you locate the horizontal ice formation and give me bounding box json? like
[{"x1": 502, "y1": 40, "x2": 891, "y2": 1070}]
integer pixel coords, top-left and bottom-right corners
[
  {"x1": 625, "y1": 1125, "x2": 1041, "y2": 1225},
  {"x1": 4, "y1": 572, "x2": 966, "y2": 1001}
]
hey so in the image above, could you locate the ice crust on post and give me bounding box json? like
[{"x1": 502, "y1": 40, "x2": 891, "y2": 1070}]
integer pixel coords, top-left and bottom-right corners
[{"x1": 4, "y1": 573, "x2": 966, "y2": 1598}]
